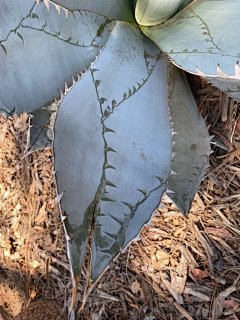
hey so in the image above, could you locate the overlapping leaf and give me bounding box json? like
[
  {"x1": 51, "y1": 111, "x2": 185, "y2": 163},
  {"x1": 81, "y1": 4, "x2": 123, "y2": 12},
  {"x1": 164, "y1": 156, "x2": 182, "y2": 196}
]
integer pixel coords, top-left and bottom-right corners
[
  {"x1": 141, "y1": 0, "x2": 240, "y2": 101},
  {"x1": 49, "y1": 0, "x2": 135, "y2": 22},
  {"x1": 0, "y1": 0, "x2": 35, "y2": 40},
  {"x1": 167, "y1": 63, "x2": 211, "y2": 214},
  {"x1": 0, "y1": 0, "x2": 113, "y2": 115},
  {"x1": 1, "y1": 0, "x2": 214, "y2": 288},
  {"x1": 53, "y1": 22, "x2": 172, "y2": 280},
  {"x1": 27, "y1": 105, "x2": 56, "y2": 153},
  {"x1": 205, "y1": 77, "x2": 240, "y2": 103}
]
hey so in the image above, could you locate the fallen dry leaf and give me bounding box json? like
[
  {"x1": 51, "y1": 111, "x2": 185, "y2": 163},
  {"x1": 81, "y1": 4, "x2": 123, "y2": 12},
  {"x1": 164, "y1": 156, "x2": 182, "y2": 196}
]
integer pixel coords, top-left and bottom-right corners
[
  {"x1": 236, "y1": 117, "x2": 240, "y2": 134},
  {"x1": 205, "y1": 227, "x2": 232, "y2": 237},
  {"x1": 131, "y1": 280, "x2": 141, "y2": 295},
  {"x1": 190, "y1": 268, "x2": 210, "y2": 282},
  {"x1": 222, "y1": 300, "x2": 239, "y2": 309},
  {"x1": 233, "y1": 304, "x2": 240, "y2": 320},
  {"x1": 35, "y1": 202, "x2": 47, "y2": 225},
  {"x1": 156, "y1": 250, "x2": 169, "y2": 262}
]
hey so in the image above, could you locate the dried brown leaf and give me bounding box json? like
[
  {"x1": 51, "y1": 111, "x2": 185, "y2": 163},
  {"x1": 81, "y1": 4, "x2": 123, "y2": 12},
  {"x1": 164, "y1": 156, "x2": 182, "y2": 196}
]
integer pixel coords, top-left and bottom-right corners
[
  {"x1": 131, "y1": 280, "x2": 141, "y2": 295},
  {"x1": 35, "y1": 202, "x2": 47, "y2": 225},
  {"x1": 222, "y1": 300, "x2": 239, "y2": 309},
  {"x1": 190, "y1": 268, "x2": 210, "y2": 282},
  {"x1": 205, "y1": 227, "x2": 232, "y2": 237}
]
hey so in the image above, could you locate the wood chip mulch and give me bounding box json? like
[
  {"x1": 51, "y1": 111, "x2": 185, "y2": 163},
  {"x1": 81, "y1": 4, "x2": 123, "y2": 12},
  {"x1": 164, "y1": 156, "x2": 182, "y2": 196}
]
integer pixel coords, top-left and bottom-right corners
[{"x1": 0, "y1": 75, "x2": 239, "y2": 319}]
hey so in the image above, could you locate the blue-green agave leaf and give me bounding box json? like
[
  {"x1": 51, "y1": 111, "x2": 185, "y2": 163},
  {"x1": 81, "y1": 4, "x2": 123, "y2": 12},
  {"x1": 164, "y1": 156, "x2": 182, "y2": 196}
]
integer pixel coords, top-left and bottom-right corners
[
  {"x1": 203, "y1": 77, "x2": 240, "y2": 103},
  {"x1": 167, "y1": 63, "x2": 211, "y2": 214},
  {"x1": 0, "y1": 0, "x2": 35, "y2": 41},
  {"x1": 0, "y1": 0, "x2": 113, "y2": 115},
  {"x1": 49, "y1": 0, "x2": 135, "y2": 22},
  {"x1": 135, "y1": 0, "x2": 184, "y2": 26},
  {"x1": 26, "y1": 104, "x2": 57, "y2": 153},
  {"x1": 141, "y1": 0, "x2": 240, "y2": 102},
  {"x1": 53, "y1": 22, "x2": 172, "y2": 281}
]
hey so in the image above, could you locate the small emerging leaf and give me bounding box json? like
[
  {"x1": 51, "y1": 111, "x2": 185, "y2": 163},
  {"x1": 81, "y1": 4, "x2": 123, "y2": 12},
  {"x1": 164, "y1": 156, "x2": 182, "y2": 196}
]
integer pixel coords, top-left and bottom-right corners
[{"x1": 135, "y1": 0, "x2": 184, "y2": 26}]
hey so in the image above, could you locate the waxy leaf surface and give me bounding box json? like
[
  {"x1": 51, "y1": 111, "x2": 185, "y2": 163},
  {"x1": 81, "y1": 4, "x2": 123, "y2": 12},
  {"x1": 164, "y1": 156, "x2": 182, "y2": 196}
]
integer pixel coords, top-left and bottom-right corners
[
  {"x1": 141, "y1": 0, "x2": 240, "y2": 101},
  {"x1": 167, "y1": 64, "x2": 211, "y2": 214},
  {"x1": 27, "y1": 106, "x2": 56, "y2": 153},
  {"x1": 135, "y1": 0, "x2": 184, "y2": 26},
  {"x1": 50, "y1": 0, "x2": 135, "y2": 22},
  {"x1": 54, "y1": 22, "x2": 172, "y2": 281},
  {"x1": 0, "y1": 1, "x2": 113, "y2": 115},
  {"x1": 0, "y1": 0, "x2": 35, "y2": 40}
]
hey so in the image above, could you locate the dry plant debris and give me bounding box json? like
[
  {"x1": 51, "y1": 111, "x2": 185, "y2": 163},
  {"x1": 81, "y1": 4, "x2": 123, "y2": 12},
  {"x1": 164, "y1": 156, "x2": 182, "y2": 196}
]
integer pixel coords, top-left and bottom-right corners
[
  {"x1": 0, "y1": 75, "x2": 239, "y2": 319},
  {"x1": 14, "y1": 299, "x2": 68, "y2": 320},
  {"x1": 129, "y1": 76, "x2": 240, "y2": 320}
]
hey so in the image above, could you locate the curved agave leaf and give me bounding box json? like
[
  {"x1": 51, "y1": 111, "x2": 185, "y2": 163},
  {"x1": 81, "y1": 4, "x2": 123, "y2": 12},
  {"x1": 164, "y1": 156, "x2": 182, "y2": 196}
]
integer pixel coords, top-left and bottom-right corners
[
  {"x1": 167, "y1": 63, "x2": 211, "y2": 214},
  {"x1": 175, "y1": 0, "x2": 193, "y2": 13},
  {"x1": 0, "y1": 0, "x2": 35, "y2": 41},
  {"x1": 0, "y1": 0, "x2": 113, "y2": 115},
  {"x1": 135, "y1": 0, "x2": 184, "y2": 26},
  {"x1": 26, "y1": 104, "x2": 56, "y2": 153},
  {"x1": 204, "y1": 77, "x2": 240, "y2": 103},
  {"x1": 53, "y1": 22, "x2": 171, "y2": 281},
  {"x1": 49, "y1": 0, "x2": 135, "y2": 22},
  {"x1": 141, "y1": 0, "x2": 240, "y2": 101}
]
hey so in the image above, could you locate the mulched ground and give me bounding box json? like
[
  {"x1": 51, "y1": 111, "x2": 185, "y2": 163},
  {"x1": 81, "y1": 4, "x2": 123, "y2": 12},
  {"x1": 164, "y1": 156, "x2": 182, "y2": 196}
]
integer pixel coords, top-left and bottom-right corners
[{"x1": 0, "y1": 75, "x2": 239, "y2": 320}]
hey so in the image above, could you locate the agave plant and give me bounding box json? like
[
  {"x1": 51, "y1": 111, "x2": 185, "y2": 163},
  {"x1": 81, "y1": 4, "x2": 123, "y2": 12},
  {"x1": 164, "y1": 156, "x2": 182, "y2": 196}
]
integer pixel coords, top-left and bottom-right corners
[{"x1": 1, "y1": 0, "x2": 240, "y2": 302}]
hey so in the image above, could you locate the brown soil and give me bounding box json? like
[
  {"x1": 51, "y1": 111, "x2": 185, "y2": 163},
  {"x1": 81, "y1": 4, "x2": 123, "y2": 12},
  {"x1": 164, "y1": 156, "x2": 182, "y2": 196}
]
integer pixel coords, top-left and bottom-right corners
[
  {"x1": 14, "y1": 300, "x2": 68, "y2": 320},
  {"x1": 0, "y1": 269, "x2": 28, "y2": 317},
  {"x1": 0, "y1": 75, "x2": 239, "y2": 319}
]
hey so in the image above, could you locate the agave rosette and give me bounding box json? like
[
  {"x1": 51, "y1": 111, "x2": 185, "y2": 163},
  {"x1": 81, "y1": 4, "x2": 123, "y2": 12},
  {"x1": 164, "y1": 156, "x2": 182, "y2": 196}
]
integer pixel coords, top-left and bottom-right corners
[{"x1": 1, "y1": 0, "x2": 239, "y2": 287}]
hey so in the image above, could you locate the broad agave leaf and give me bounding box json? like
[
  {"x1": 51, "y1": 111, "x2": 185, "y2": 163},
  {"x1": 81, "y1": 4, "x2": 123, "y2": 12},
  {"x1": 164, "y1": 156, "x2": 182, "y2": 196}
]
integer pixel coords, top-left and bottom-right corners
[
  {"x1": 49, "y1": 0, "x2": 135, "y2": 22},
  {"x1": 0, "y1": 0, "x2": 113, "y2": 115},
  {"x1": 141, "y1": 0, "x2": 240, "y2": 101},
  {"x1": 135, "y1": 0, "x2": 184, "y2": 26},
  {"x1": 167, "y1": 63, "x2": 211, "y2": 214},
  {"x1": 54, "y1": 22, "x2": 172, "y2": 280},
  {"x1": 205, "y1": 77, "x2": 240, "y2": 103},
  {"x1": 27, "y1": 104, "x2": 56, "y2": 153},
  {"x1": 2, "y1": 0, "x2": 214, "y2": 289},
  {"x1": 0, "y1": 0, "x2": 35, "y2": 41}
]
